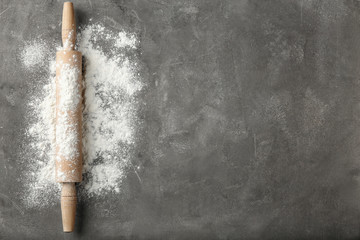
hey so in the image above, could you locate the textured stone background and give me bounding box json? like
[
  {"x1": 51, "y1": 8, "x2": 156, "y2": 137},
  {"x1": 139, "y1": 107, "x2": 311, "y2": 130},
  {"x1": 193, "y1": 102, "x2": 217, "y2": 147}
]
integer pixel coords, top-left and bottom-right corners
[{"x1": 1, "y1": 0, "x2": 360, "y2": 239}]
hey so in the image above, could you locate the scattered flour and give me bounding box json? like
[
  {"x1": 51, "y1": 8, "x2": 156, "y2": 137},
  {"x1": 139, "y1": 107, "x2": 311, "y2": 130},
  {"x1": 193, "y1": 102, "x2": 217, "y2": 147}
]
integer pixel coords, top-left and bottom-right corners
[
  {"x1": 21, "y1": 41, "x2": 47, "y2": 69},
  {"x1": 21, "y1": 23, "x2": 142, "y2": 207}
]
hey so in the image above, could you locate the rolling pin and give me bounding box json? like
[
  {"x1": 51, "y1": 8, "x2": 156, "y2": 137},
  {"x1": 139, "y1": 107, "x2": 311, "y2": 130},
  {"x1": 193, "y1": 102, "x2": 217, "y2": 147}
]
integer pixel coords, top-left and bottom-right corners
[{"x1": 55, "y1": 2, "x2": 82, "y2": 232}]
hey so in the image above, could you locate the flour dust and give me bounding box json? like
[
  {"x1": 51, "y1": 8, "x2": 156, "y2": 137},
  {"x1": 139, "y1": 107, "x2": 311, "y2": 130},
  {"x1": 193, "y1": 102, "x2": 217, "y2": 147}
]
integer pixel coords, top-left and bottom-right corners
[{"x1": 20, "y1": 23, "x2": 142, "y2": 207}]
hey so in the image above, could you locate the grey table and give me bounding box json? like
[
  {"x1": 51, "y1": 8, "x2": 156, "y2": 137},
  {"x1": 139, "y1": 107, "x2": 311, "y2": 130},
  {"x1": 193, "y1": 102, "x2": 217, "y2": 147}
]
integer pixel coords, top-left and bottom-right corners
[{"x1": 1, "y1": 0, "x2": 360, "y2": 239}]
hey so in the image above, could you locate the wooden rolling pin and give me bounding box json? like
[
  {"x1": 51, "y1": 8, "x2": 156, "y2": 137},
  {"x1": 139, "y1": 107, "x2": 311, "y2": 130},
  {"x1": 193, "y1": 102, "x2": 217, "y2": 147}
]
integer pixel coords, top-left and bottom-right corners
[{"x1": 55, "y1": 2, "x2": 82, "y2": 232}]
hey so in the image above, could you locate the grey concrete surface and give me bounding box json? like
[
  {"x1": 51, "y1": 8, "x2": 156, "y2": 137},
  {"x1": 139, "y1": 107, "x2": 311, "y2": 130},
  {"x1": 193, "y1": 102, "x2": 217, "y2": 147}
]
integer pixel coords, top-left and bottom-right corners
[{"x1": 1, "y1": 0, "x2": 360, "y2": 239}]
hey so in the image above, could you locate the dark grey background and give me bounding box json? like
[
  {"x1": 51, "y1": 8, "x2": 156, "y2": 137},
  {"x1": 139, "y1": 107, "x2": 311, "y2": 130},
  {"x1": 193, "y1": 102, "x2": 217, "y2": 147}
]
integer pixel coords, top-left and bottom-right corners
[{"x1": 1, "y1": 0, "x2": 360, "y2": 239}]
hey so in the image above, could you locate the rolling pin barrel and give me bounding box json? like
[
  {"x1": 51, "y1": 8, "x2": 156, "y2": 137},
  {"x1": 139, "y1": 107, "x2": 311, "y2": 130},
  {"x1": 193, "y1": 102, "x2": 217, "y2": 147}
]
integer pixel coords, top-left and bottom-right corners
[{"x1": 55, "y1": 2, "x2": 82, "y2": 232}]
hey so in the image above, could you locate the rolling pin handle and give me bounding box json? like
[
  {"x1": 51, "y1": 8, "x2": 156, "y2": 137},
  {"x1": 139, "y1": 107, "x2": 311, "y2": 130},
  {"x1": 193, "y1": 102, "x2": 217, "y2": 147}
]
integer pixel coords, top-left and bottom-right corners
[
  {"x1": 62, "y1": 2, "x2": 76, "y2": 50},
  {"x1": 61, "y1": 182, "x2": 77, "y2": 232}
]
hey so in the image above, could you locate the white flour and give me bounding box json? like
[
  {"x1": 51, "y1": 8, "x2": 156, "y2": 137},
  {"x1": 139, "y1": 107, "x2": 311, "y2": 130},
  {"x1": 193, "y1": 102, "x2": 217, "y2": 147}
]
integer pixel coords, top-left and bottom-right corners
[
  {"x1": 55, "y1": 63, "x2": 81, "y2": 182},
  {"x1": 21, "y1": 23, "x2": 142, "y2": 207},
  {"x1": 21, "y1": 40, "x2": 47, "y2": 69}
]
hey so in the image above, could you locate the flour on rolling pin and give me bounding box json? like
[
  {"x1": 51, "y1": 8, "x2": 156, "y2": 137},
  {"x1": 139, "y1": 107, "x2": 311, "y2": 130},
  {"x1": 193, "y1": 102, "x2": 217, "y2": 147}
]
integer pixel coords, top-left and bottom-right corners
[
  {"x1": 55, "y1": 63, "x2": 81, "y2": 181},
  {"x1": 19, "y1": 22, "x2": 142, "y2": 208}
]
